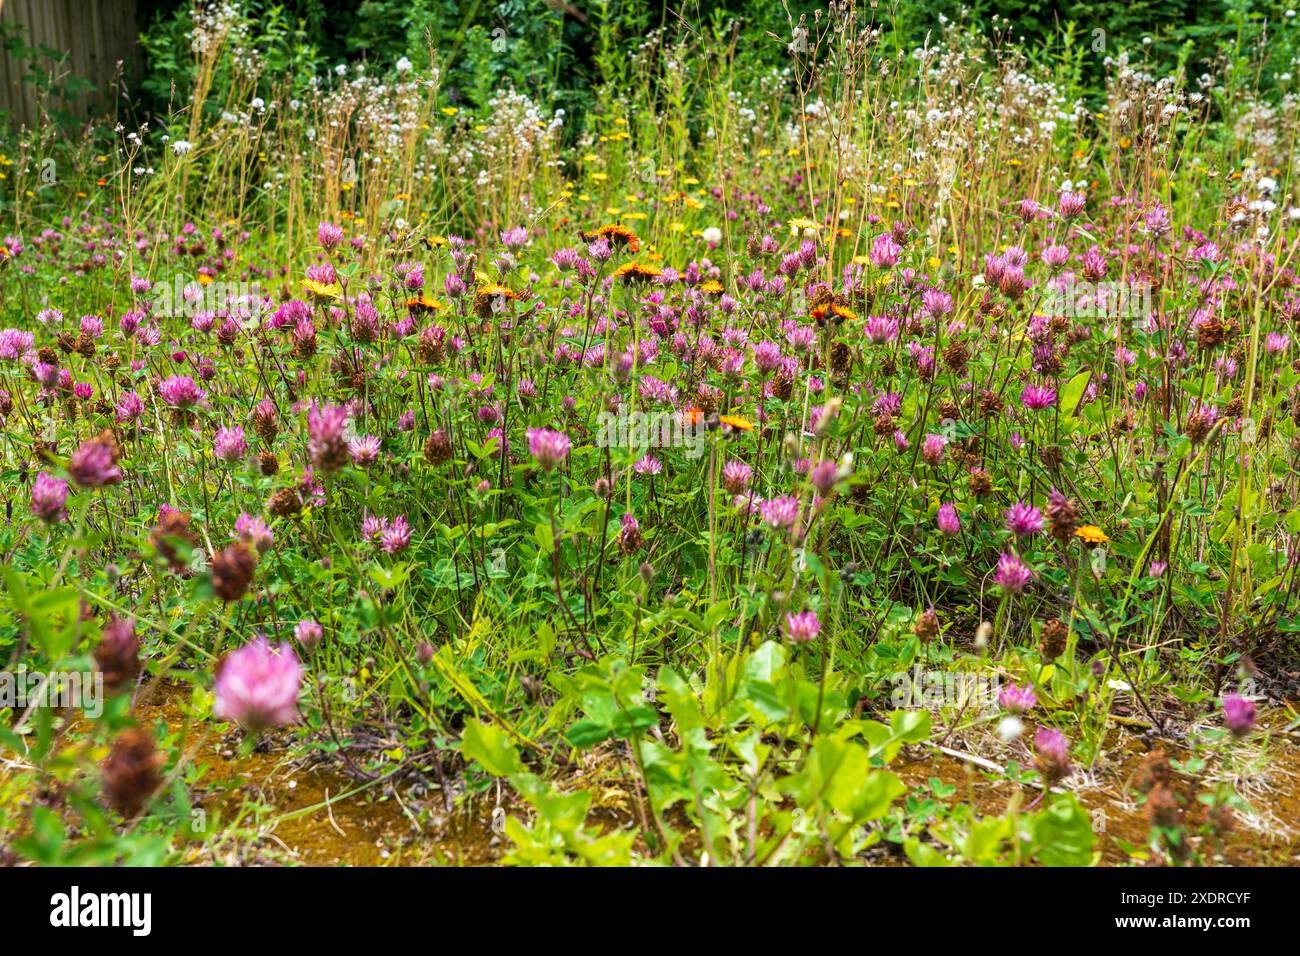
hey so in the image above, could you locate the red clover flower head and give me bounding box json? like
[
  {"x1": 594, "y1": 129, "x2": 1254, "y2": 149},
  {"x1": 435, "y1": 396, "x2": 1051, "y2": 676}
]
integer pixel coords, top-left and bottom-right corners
[
  {"x1": 994, "y1": 552, "x2": 1034, "y2": 593},
  {"x1": 527, "y1": 427, "x2": 571, "y2": 472},
  {"x1": 213, "y1": 637, "x2": 302, "y2": 734},
  {"x1": 784, "y1": 610, "x2": 821, "y2": 642}
]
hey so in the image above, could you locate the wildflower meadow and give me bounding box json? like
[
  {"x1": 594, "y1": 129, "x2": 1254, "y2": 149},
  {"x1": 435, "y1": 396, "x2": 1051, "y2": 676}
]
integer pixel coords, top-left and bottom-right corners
[{"x1": 1, "y1": 0, "x2": 1299, "y2": 896}]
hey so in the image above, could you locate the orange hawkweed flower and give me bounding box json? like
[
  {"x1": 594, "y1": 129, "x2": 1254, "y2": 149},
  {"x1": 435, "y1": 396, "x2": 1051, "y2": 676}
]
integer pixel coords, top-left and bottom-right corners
[
  {"x1": 811, "y1": 301, "x2": 856, "y2": 323},
  {"x1": 581, "y1": 223, "x2": 641, "y2": 252},
  {"x1": 1074, "y1": 525, "x2": 1109, "y2": 545},
  {"x1": 473, "y1": 284, "x2": 519, "y2": 318},
  {"x1": 406, "y1": 293, "x2": 446, "y2": 314},
  {"x1": 612, "y1": 261, "x2": 664, "y2": 284},
  {"x1": 718, "y1": 414, "x2": 754, "y2": 433}
]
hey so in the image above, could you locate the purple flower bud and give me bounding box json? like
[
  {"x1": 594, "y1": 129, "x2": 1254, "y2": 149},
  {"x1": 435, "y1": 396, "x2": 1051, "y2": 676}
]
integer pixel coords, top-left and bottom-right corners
[
  {"x1": 294, "y1": 619, "x2": 323, "y2": 650},
  {"x1": 30, "y1": 472, "x2": 68, "y2": 522},
  {"x1": 1222, "y1": 694, "x2": 1256, "y2": 737},
  {"x1": 937, "y1": 502, "x2": 961, "y2": 536}
]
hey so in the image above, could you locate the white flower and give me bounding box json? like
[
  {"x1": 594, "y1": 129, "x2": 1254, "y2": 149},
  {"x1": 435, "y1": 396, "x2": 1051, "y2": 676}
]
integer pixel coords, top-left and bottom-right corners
[
  {"x1": 997, "y1": 715, "x2": 1026, "y2": 742},
  {"x1": 395, "y1": 56, "x2": 413, "y2": 74},
  {"x1": 171, "y1": 140, "x2": 193, "y2": 156},
  {"x1": 251, "y1": 97, "x2": 265, "y2": 110},
  {"x1": 701, "y1": 226, "x2": 722, "y2": 244}
]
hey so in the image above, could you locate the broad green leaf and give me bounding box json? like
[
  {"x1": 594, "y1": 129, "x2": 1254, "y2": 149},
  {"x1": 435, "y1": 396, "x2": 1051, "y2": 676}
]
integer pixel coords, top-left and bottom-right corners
[{"x1": 461, "y1": 719, "x2": 524, "y2": 776}]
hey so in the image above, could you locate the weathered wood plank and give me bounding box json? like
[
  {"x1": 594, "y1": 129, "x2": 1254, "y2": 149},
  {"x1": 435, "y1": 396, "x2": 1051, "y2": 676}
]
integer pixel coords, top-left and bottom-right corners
[{"x1": 0, "y1": 0, "x2": 139, "y2": 129}]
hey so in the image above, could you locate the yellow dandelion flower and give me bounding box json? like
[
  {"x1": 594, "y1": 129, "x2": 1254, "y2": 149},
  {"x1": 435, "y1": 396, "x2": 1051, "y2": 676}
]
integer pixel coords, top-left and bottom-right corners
[{"x1": 302, "y1": 278, "x2": 342, "y2": 300}]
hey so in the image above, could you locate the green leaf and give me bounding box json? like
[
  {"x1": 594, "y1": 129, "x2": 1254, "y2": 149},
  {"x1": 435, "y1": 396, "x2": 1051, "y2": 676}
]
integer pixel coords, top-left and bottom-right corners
[
  {"x1": 460, "y1": 719, "x2": 524, "y2": 776},
  {"x1": 1028, "y1": 794, "x2": 1096, "y2": 866},
  {"x1": 657, "y1": 667, "x2": 705, "y2": 733},
  {"x1": 1060, "y1": 370, "x2": 1092, "y2": 418},
  {"x1": 905, "y1": 837, "x2": 954, "y2": 866},
  {"x1": 564, "y1": 719, "x2": 612, "y2": 747},
  {"x1": 534, "y1": 521, "x2": 555, "y2": 555},
  {"x1": 890, "y1": 709, "x2": 932, "y2": 744}
]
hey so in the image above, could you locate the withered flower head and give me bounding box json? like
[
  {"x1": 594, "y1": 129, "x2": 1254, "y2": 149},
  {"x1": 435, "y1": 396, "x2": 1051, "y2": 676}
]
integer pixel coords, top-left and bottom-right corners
[
  {"x1": 1145, "y1": 782, "x2": 1182, "y2": 830},
  {"x1": 424, "y1": 429, "x2": 453, "y2": 465},
  {"x1": 1039, "y1": 617, "x2": 1068, "y2": 660},
  {"x1": 102, "y1": 728, "x2": 164, "y2": 818},
  {"x1": 1133, "y1": 748, "x2": 1173, "y2": 795},
  {"x1": 93, "y1": 613, "x2": 140, "y2": 694},
  {"x1": 266, "y1": 486, "x2": 302, "y2": 517},
  {"x1": 913, "y1": 608, "x2": 939, "y2": 643},
  {"x1": 967, "y1": 468, "x2": 993, "y2": 497},
  {"x1": 1046, "y1": 488, "x2": 1079, "y2": 545},
  {"x1": 211, "y1": 543, "x2": 257, "y2": 602},
  {"x1": 150, "y1": 508, "x2": 196, "y2": 572},
  {"x1": 1185, "y1": 407, "x2": 1217, "y2": 445}
]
